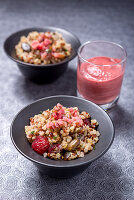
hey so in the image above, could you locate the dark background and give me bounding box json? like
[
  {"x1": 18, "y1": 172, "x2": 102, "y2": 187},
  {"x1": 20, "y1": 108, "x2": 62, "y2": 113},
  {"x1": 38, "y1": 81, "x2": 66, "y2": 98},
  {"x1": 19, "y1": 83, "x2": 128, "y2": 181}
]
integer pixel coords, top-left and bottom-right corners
[{"x1": 0, "y1": 0, "x2": 134, "y2": 199}]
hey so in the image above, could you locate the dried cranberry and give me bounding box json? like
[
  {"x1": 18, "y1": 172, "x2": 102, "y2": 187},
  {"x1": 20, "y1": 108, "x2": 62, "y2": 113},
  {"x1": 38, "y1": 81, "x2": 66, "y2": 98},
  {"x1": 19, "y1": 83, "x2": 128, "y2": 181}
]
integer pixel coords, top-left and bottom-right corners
[
  {"x1": 83, "y1": 118, "x2": 92, "y2": 127},
  {"x1": 32, "y1": 136, "x2": 50, "y2": 155}
]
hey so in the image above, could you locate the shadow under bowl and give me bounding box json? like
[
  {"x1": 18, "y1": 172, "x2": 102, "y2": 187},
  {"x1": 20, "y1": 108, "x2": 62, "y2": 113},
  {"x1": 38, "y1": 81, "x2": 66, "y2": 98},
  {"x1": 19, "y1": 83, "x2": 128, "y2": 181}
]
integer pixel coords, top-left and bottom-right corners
[
  {"x1": 4, "y1": 27, "x2": 81, "y2": 83},
  {"x1": 10, "y1": 95, "x2": 114, "y2": 178}
]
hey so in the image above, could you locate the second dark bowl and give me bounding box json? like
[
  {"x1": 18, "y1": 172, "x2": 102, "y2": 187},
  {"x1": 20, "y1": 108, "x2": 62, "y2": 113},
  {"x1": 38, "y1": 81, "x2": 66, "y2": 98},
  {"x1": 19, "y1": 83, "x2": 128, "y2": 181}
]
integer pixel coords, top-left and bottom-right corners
[{"x1": 4, "y1": 27, "x2": 81, "y2": 83}]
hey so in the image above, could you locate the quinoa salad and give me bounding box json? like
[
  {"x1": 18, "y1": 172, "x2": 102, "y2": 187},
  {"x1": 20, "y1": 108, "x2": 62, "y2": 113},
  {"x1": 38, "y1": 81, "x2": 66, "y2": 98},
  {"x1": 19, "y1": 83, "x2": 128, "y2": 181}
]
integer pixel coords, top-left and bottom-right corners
[
  {"x1": 25, "y1": 103, "x2": 100, "y2": 160},
  {"x1": 15, "y1": 31, "x2": 72, "y2": 65}
]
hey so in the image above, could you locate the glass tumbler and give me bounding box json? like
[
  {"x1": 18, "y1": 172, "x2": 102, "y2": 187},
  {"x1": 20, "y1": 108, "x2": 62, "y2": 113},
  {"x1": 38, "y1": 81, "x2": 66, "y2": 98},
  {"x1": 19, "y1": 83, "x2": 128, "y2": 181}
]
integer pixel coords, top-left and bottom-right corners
[{"x1": 77, "y1": 41, "x2": 127, "y2": 110}]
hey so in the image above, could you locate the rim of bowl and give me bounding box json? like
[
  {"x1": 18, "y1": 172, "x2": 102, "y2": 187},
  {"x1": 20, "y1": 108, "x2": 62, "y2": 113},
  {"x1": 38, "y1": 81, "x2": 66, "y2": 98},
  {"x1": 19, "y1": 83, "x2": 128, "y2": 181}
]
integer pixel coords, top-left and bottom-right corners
[
  {"x1": 10, "y1": 95, "x2": 115, "y2": 168},
  {"x1": 3, "y1": 27, "x2": 81, "y2": 69},
  {"x1": 78, "y1": 40, "x2": 127, "y2": 67}
]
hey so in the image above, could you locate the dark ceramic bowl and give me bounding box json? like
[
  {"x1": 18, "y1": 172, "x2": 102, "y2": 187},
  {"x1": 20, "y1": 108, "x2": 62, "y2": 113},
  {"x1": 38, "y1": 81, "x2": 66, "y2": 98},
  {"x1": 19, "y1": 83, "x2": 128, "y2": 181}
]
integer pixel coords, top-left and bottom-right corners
[
  {"x1": 4, "y1": 27, "x2": 80, "y2": 83},
  {"x1": 11, "y1": 95, "x2": 114, "y2": 178}
]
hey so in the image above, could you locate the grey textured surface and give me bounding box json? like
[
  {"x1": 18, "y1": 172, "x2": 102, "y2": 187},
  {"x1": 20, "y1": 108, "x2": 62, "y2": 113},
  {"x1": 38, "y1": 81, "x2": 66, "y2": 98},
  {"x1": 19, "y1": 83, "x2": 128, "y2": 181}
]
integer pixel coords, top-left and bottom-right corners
[{"x1": 0, "y1": 0, "x2": 134, "y2": 199}]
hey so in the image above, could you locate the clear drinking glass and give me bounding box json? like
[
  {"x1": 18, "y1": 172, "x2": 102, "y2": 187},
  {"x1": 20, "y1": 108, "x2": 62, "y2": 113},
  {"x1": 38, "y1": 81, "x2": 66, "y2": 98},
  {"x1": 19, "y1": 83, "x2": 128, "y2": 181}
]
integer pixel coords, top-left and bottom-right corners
[{"x1": 77, "y1": 41, "x2": 127, "y2": 110}]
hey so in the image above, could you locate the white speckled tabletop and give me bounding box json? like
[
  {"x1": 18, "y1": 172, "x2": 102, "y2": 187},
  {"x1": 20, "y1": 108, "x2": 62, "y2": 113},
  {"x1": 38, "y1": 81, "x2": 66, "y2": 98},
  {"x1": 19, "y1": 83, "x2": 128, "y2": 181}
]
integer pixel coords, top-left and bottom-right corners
[{"x1": 0, "y1": 0, "x2": 134, "y2": 199}]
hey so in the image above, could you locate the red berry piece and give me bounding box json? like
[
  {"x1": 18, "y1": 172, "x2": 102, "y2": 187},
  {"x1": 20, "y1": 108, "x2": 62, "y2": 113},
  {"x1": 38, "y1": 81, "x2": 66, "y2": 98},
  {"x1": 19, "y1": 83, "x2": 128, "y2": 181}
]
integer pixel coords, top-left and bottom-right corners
[
  {"x1": 32, "y1": 136, "x2": 50, "y2": 155},
  {"x1": 43, "y1": 39, "x2": 52, "y2": 46},
  {"x1": 31, "y1": 41, "x2": 39, "y2": 50},
  {"x1": 52, "y1": 109, "x2": 65, "y2": 120},
  {"x1": 83, "y1": 118, "x2": 92, "y2": 127},
  {"x1": 37, "y1": 42, "x2": 45, "y2": 51}
]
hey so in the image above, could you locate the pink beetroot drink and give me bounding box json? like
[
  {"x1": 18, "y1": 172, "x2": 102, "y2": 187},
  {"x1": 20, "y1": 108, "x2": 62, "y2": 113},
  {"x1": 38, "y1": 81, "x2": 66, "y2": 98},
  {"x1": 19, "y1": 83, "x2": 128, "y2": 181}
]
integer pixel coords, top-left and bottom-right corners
[{"x1": 77, "y1": 56, "x2": 125, "y2": 105}]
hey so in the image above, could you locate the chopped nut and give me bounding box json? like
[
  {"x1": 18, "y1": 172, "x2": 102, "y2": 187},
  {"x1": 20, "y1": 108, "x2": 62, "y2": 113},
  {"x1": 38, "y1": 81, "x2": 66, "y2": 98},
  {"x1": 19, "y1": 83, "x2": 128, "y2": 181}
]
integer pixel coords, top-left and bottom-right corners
[{"x1": 67, "y1": 139, "x2": 80, "y2": 151}]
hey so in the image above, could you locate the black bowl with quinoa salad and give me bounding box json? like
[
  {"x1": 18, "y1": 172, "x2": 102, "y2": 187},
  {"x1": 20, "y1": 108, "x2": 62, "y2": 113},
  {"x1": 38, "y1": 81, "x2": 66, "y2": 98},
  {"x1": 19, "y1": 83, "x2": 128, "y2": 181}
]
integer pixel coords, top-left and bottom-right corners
[
  {"x1": 4, "y1": 27, "x2": 81, "y2": 83},
  {"x1": 10, "y1": 95, "x2": 114, "y2": 178}
]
